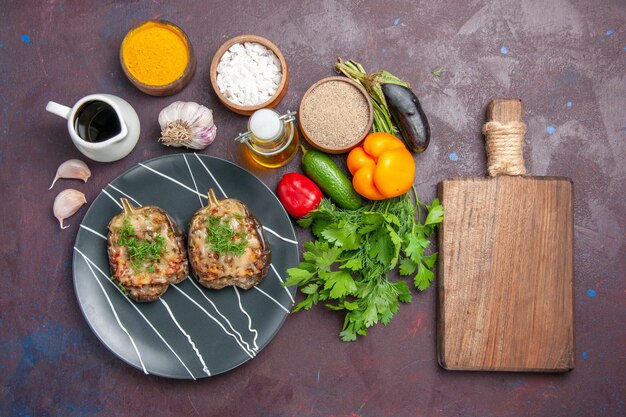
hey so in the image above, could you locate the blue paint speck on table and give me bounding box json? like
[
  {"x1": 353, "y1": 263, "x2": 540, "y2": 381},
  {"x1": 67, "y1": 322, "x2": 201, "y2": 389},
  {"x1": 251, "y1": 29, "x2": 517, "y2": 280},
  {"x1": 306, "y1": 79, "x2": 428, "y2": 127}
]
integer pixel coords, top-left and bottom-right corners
[
  {"x1": 546, "y1": 125, "x2": 556, "y2": 135},
  {"x1": 20, "y1": 35, "x2": 30, "y2": 44},
  {"x1": 587, "y1": 289, "x2": 596, "y2": 297},
  {"x1": 512, "y1": 378, "x2": 527, "y2": 387},
  {"x1": 0, "y1": 42, "x2": 3, "y2": 48},
  {"x1": 500, "y1": 46, "x2": 509, "y2": 55},
  {"x1": 449, "y1": 152, "x2": 459, "y2": 161},
  {"x1": 566, "y1": 101, "x2": 573, "y2": 108},
  {"x1": 382, "y1": 47, "x2": 387, "y2": 54},
  {"x1": 394, "y1": 17, "x2": 401, "y2": 25},
  {"x1": 582, "y1": 351, "x2": 588, "y2": 359},
  {"x1": 606, "y1": 29, "x2": 614, "y2": 36}
]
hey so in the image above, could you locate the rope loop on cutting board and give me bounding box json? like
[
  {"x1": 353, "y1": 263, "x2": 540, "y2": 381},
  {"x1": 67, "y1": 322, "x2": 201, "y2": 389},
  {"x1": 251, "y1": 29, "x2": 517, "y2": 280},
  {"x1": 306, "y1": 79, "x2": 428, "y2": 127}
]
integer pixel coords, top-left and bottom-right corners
[{"x1": 482, "y1": 121, "x2": 527, "y2": 177}]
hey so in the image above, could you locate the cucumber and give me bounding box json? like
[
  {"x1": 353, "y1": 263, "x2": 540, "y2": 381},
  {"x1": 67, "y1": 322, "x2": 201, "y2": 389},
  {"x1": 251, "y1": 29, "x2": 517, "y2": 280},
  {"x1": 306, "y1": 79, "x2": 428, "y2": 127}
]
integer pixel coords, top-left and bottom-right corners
[{"x1": 301, "y1": 147, "x2": 362, "y2": 210}]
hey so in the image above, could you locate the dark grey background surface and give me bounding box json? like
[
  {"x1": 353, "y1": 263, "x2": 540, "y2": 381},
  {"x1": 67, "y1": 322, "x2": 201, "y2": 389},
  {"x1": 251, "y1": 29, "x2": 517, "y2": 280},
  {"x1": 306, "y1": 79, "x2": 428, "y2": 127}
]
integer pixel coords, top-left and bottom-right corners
[{"x1": 1, "y1": 1, "x2": 624, "y2": 416}]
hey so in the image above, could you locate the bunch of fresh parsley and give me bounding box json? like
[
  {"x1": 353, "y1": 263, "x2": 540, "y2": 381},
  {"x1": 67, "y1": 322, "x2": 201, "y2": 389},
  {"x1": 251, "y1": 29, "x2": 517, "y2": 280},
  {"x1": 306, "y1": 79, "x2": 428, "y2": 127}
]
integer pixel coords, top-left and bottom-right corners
[{"x1": 285, "y1": 189, "x2": 443, "y2": 341}]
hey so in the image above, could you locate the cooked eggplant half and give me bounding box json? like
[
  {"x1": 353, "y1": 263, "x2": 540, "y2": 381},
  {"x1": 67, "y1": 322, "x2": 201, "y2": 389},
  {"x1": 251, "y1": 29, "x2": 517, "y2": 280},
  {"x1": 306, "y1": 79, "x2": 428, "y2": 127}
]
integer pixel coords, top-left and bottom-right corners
[
  {"x1": 188, "y1": 189, "x2": 271, "y2": 290},
  {"x1": 107, "y1": 198, "x2": 188, "y2": 302}
]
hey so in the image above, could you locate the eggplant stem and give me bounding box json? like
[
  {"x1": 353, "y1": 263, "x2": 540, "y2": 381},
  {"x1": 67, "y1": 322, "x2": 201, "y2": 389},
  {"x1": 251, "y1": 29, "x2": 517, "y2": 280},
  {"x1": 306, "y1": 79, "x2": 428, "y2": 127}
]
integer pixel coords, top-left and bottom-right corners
[
  {"x1": 336, "y1": 59, "x2": 365, "y2": 82},
  {"x1": 121, "y1": 198, "x2": 136, "y2": 215},
  {"x1": 207, "y1": 189, "x2": 219, "y2": 208}
]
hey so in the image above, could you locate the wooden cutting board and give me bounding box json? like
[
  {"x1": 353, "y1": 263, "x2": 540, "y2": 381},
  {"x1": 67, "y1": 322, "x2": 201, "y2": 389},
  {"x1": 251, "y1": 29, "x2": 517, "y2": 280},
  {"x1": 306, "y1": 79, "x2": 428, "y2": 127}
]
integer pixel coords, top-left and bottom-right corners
[{"x1": 437, "y1": 99, "x2": 575, "y2": 372}]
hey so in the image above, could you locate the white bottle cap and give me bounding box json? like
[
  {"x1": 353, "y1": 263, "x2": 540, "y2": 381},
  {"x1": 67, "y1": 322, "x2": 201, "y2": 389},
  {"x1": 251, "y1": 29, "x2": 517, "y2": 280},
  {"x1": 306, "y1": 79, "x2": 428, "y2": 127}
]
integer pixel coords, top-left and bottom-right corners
[{"x1": 249, "y1": 109, "x2": 282, "y2": 141}]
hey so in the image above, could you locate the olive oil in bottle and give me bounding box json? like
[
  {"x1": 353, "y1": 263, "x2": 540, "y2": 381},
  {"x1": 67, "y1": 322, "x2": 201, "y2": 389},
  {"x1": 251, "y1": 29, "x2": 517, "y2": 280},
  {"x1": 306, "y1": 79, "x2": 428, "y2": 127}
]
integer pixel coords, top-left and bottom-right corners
[{"x1": 236, "y1": 109, "x2": 299, "y2": 169}]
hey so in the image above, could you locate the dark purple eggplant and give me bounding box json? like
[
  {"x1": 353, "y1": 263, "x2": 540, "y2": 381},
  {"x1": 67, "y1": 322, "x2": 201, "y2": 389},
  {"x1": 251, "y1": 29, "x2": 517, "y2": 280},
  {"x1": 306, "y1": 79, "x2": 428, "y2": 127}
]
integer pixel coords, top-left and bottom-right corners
[{"x1": 381, "y1": 83, "x2": 430, "y2": 153}]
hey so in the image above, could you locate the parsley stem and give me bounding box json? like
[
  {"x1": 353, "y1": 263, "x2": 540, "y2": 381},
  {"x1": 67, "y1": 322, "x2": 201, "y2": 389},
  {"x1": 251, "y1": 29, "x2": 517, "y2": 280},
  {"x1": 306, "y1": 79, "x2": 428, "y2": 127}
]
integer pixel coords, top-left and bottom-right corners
[{"x1": 412, "y1": 186, "x2": 421, "y2": 223}]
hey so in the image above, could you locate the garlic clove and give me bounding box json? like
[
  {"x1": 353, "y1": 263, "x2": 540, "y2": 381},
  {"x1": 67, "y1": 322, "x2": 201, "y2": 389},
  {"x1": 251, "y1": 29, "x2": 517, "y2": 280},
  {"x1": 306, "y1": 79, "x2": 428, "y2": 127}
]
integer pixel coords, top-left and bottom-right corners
[
  {"x1": 53, "y1": 189, "x2": 87, "y2": 229},
  {"x1": 189, "y1": 124, "x2": 217, "y2": 149},
  {"x1": 158, "y1": 101, "x2": 184, "y2": 129},
  {"x1": 49, "y1": 159, "x2": 91, "y2": 190}
]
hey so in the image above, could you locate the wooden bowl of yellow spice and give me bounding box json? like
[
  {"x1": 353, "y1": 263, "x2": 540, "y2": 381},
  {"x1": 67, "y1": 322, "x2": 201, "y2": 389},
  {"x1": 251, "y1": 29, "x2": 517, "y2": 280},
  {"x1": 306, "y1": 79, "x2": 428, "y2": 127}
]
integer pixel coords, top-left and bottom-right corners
[{"x1": 120, "y1": 20, "x2": 196, "y2": 96}]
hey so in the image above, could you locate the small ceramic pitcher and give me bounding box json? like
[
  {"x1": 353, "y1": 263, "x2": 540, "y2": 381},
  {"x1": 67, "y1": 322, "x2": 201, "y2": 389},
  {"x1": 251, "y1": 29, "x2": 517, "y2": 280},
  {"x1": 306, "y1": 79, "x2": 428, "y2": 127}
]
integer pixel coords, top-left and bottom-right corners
[{"x1": 46, "y1": 94, "x2": 140, "y2": 162}]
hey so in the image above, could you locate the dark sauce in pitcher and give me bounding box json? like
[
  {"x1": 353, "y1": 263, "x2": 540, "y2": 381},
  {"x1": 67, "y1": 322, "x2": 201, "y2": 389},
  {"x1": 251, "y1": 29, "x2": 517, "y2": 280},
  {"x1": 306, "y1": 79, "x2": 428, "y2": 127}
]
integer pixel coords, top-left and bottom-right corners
[{"x1": 74, "y1": 101, "x2": 121, "y2": 142}]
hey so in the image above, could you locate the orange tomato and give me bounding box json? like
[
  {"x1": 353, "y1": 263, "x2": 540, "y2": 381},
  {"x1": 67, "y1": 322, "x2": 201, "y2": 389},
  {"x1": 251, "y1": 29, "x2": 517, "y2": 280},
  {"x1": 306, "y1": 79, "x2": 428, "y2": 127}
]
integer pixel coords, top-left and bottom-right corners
[{"x1": 347, "y1": 132, "x2": 415, "y2": 200}]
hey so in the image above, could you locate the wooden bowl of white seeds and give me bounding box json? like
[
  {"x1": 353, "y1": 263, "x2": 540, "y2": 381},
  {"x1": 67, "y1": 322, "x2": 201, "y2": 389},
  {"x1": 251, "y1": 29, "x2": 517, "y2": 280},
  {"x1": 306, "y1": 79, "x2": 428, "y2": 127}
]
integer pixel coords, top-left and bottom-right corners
[{"x1": 210, "y1": 34, "x2": 289, "y2": 116}]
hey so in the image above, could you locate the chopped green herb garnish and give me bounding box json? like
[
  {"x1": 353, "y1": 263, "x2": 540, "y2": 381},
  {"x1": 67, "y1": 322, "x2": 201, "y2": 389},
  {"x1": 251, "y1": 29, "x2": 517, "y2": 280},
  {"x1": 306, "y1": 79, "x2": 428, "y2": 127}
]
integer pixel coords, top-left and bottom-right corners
[
  {"x1": 118, "y1": 218, "x2": 166, "y2": 269},
  {"x1": 119, "y1": 283, "x2": 127, "y2": 294},
  {"x1": 205, "y1": 214, "x2": 248, "y2": 256}
]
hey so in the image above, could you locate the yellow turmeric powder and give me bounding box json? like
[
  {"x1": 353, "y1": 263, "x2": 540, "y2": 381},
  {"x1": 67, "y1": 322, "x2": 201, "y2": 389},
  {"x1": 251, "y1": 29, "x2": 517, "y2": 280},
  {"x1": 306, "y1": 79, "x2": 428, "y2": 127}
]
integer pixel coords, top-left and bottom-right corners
[{"x1": 122, "y1": 21, "x2": 189, "y2": 86}]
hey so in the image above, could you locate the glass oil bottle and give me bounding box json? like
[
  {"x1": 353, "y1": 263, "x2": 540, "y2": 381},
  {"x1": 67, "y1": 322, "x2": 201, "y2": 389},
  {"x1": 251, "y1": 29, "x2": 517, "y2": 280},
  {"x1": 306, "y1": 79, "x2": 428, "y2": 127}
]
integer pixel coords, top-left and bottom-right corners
[{"x1": 235, "y1": 109, "x2": 299, "y2": 169}]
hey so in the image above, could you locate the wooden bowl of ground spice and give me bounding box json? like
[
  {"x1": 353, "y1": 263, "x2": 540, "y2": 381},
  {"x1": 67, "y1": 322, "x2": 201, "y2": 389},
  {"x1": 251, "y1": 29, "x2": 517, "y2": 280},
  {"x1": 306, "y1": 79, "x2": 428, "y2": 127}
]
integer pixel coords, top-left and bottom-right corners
[
  {"x1": 299, "y1": 77, "x2": 373, "y2": 154},
  {"x1": 120, "y1": 20, "x2": 196, "y2": 97}
]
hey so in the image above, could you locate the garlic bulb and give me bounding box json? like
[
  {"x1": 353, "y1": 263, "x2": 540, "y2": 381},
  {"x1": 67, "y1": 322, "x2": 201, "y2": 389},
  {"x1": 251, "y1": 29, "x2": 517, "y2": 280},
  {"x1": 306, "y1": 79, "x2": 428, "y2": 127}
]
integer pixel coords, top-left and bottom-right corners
[
  {"x1": 53, "y1": 189, "x2": 87, "y2": 229},
  {"x1": 158, "y1": 101, "x2": 217, "y2": 150},
  {"x1": 49, "y1": 159, "x2": 91, "y2": 190}
]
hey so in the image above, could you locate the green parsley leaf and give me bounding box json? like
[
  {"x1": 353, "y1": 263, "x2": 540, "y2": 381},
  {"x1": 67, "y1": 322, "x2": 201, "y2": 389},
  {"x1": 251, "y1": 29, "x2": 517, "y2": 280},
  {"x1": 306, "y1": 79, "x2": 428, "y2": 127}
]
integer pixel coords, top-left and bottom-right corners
[
  {"x1": 395, "y1": 281, "x2": 413, "y2": 303},
  {"x1": 301, "y1": 283, "x2": 319, "y2": 295},
  {"x1": 359, "y1": 212, "x2": 384, "y2": 234},
  {"x1": 414, "y1": 262, "x2": 435, "y2": 291},
  {"x1": 311, "y1": 217, "x2": 332, "y2": 237},
  {"x1": 303, "y1": 241, "x2": 342, "y2": 272},
  {"x1": 321, "y1": 271, "x2": 357, "y2": 299},
  {"x1": 320, "y1": 220, "x2": 360, "y2": 250},
  {"x1": 423, "y1": 252, "x2": 438, "y2": 269},
  {"x1": 343, "y1": 301, "x2": 359, "y2": 311},
  {"x1": 342, "y1": 255, "x2": 363, "y2": 271},
  {"x1": 399, "y1": 258, "x2": 417, "y2": 276},
  {"x1": 284, "y1": 267, "x2": 314, "y2": 286},
  {"x1": 386, "y1": 224, "x2": 403, "y2": 269},
  {"x1": 404, "y1": 233, "x2": 425, "y2": 264},
  {"x1": 425, "y1": 198, "x2": 444, "y2": 226},
  {"x1": 340, "y1": 328, "x2": 358, "y2": 342},
  {"x1": 369, "y1": 230, "x2": 394, "y2": 267}
]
